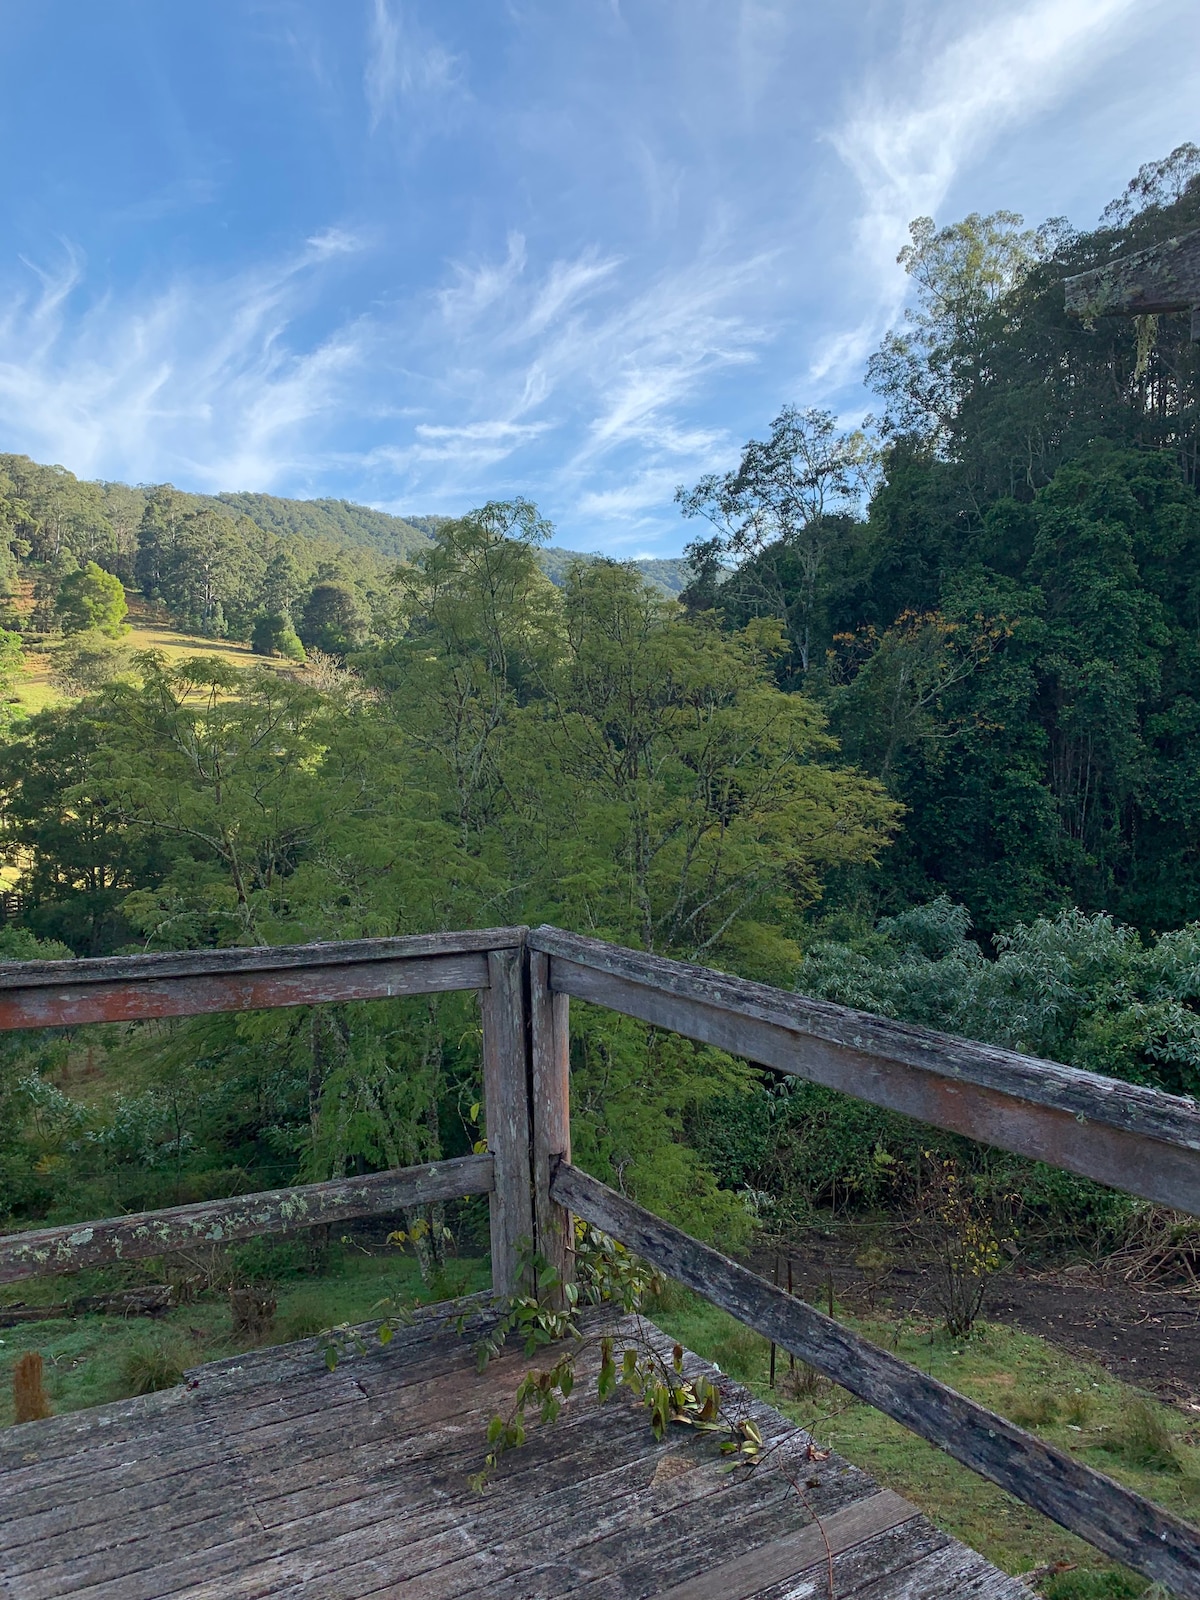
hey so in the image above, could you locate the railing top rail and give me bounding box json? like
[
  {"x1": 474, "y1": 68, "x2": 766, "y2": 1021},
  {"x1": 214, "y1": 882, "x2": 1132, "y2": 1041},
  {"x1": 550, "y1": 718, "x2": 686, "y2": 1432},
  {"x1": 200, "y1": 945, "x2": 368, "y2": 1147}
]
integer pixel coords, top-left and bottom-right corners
[
  {"x1": 0, "y1": 927, "x2": 528, "y2": 992},
  {"x1": 530, "y1": 925, "x2": 1200, "y2": 1168}
]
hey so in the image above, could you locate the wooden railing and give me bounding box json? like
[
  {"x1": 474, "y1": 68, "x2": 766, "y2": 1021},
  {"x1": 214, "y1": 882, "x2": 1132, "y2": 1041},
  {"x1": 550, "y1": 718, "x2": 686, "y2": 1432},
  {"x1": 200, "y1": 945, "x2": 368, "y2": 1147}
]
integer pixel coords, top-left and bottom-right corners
[{"x1": 0, "y1": 925, "x2": 1198, "y2": 1595}]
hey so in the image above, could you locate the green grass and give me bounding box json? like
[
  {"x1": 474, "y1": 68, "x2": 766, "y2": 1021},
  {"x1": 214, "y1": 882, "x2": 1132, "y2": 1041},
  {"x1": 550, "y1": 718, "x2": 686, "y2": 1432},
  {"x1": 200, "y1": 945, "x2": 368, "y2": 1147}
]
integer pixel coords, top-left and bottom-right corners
[
  {"x1": 13, "y1": 599, "x2": 292, "y2": 715},
  {"x1": 0, "y1": 1248, "x2": 491, "y2": 1427},
  {"x1": 645, "y1": 1285, "x2": 1199, "y2": 1593},
  {"x1": 12, "y1": 648, "x2": 61, "y2": 714}
]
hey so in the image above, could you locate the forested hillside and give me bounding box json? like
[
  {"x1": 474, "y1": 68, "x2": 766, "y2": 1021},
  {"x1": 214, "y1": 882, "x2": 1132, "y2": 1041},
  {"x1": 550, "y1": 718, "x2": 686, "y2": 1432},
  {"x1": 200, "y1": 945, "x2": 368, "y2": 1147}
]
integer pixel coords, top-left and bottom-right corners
[
  {"x1": 682, "y1": 143, "x2": 1200, "y2": 940},
  {"x1": 1, "y1": 147, "x2": 1199, "y2": 1295},
  {"x1": 214, "y1": 492, "x2": 431, "y2": 560},
  {"x1": 0, "y1": 464, "x2": 688, "y2": 653}
]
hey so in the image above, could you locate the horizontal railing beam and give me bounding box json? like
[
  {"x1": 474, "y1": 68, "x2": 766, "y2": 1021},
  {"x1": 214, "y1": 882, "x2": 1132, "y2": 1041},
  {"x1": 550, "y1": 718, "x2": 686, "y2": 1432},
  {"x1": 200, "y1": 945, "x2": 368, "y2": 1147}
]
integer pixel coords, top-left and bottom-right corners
[
  {"x1": 0, "y1": 1152, "x2": 494, "y2": 1283},
  {"x1": 552, "y1": 1161, "x2": 1200, "y2": 1598},
  {"x1": 0, "y1": 929, "x2": 528, "y2": 1030},
  {"x1": 532, "y1": 927, "x2": 1200, "y2": 1217},
  {"x1": 1064, "y1": 227, "x2": 1200, "y2": 318}
]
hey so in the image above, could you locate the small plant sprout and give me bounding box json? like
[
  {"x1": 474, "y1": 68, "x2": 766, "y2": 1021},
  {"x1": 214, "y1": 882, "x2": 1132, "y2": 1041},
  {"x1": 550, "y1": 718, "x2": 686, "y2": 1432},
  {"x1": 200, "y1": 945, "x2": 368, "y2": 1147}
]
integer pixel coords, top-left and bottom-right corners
[{"x1": 469, "y1": 1227, "x2": 763, "y2": 1489}]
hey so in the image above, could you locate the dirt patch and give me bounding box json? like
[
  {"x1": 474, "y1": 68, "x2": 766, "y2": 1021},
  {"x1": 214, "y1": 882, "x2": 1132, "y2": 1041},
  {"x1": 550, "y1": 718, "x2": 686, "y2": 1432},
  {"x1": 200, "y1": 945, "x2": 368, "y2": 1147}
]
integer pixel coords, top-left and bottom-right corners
[
  {"x1": 754, "y1": 1234, "x2": 1200, "y2": 1412},
  {"x1": 987, "y1": 1272, "x2": 1200, "y2": 1410}
]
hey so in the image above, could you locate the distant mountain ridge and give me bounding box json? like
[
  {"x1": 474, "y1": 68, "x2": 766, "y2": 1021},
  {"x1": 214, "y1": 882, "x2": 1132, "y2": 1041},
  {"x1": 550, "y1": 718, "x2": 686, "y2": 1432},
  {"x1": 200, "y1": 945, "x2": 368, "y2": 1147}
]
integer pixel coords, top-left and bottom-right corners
[
  {"x1": 0, "y1": 453, "x2": 691, "y2": 600},
  {"x1": 210, "y1": 493, "x2": 690, "y2": 594},
  {"x1": 214, "y1": 492, "x2": 432, "y2": 561}
]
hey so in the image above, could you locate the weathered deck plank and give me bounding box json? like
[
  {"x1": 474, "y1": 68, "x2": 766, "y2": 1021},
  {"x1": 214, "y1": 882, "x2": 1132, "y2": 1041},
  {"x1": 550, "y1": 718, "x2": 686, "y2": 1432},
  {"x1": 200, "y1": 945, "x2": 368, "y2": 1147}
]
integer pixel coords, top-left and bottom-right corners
[{"x1": 0, "y1": 1306, "x2": 1030, "y2": 1600}]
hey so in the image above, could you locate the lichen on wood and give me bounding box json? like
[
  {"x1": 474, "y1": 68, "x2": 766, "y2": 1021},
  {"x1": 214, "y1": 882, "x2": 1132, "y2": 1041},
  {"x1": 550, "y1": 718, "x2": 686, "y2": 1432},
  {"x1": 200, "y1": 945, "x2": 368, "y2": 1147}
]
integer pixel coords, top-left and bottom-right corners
[
  {"x1": 0, "y1": 1152, "x2": 494, "y2": 1283},
  {"x1": 1064, "y1": 227, "x2": 1200, "y2": 333}
]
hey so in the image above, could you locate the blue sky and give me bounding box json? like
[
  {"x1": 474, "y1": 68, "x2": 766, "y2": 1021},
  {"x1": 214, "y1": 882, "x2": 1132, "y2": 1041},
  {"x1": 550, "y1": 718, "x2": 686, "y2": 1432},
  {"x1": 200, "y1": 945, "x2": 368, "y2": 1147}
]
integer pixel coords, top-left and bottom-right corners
[{"x1": 0, "y1": 1, "x2": 1197, "y2": 556}]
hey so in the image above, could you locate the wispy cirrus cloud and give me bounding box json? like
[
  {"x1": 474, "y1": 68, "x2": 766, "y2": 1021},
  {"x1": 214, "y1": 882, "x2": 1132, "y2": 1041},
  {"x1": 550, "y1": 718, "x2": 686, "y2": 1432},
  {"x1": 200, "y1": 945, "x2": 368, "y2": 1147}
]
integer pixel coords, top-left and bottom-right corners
[
  {"x1": 0, "y1": 220, "x2": 758, "y2": 523},
  {"x1": 2, "y1": 0, "x2": 1196, "y2": 557},
  {"x1": 364, "y1": 0, "x2": 462, "y2": 129},
  {"x1": 365, "y1": 237, "x2": 770, "y2": 522},
  {"x1": 306, "y1": 227, "x2": 367, "y2": 260},
  {"x1": 0, "y1": 238, "x2": 369, "y2": 490},
  {"x1": 813, "y1": 0, "x2": 1146, "y2": 388}
]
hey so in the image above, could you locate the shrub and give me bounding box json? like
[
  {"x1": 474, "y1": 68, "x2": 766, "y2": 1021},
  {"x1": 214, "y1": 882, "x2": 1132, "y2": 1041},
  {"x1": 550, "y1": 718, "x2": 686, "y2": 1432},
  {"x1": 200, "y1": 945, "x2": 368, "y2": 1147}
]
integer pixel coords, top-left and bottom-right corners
[
  {"x1": 919, "y1": 1154, "x2": 1009, "y2": 1337},
  {"x1": 120, "y1": 1336, "x2": 192, "y2": 1396},
  {"x1": 250, "y1": 611, "x2": 305, "y2": 661},
  {"x1": 297, "y1": 582, "x2": 366, "y2": 655},
  {"x1": 48, "y1": 630, "x2": 134, "y2": 695}
]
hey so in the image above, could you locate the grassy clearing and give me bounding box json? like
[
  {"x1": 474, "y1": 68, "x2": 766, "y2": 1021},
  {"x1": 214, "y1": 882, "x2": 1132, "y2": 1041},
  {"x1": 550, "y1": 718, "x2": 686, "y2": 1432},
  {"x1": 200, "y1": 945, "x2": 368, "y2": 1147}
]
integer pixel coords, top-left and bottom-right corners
[
  {"x1": 12, "y1": 598, "x2": 289, "y2": 715},
  {"x1": 0, "y1": 1247, "x2": 491, "y2": 1427},
  {"x1": 12, "y1": 649, "x2": 60, "y2": 715},
  {"x1": 646, "y1": 1285, "x2": 1198, "y2": 1596}
]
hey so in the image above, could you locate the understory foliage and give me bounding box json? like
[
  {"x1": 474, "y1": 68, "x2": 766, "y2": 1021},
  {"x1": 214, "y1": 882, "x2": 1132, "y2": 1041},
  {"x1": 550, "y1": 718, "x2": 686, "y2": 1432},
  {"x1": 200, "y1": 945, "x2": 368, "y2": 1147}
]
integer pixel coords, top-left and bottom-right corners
[{"x1": 693, "y1": 896, "x2": 1200, "y2": 1255}]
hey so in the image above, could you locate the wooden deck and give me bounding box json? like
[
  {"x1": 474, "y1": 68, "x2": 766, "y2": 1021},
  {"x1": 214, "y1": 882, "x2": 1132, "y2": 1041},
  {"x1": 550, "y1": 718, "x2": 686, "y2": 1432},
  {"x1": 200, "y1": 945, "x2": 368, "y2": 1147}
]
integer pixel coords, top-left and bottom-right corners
[{"x1": 0, "y1": 1305, "x2": 1031, "y2": 1600}]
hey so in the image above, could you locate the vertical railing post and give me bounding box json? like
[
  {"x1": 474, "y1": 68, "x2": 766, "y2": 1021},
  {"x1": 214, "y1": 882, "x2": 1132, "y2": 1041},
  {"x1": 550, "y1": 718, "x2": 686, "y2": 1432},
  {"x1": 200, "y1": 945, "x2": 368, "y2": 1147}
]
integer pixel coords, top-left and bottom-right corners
[
  {"x1": 480, "y1": 943, "x2": 534, "y2": 1295},
  {"x1": 530, "y1": 949, "x2": 572, "y2": 1303}
]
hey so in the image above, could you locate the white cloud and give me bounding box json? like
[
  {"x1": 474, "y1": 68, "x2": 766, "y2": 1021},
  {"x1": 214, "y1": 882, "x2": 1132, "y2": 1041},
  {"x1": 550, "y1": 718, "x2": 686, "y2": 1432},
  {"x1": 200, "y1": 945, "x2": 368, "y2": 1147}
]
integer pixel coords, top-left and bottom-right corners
[
  {"x1": 518, "y1": 252, "x2": 621, "y2": 340},
  {"x1": 0, "y1": 241, "x2": 366, "y2": 490},
  {"x1": 365, "y1": 418, "x2": 555, "y2": 474},
  {"x1": 364, "y1": 0, "x2": 461, "y2": 129},
  {"x1": 436, "y1": 234, "x2": 528, "y2": 331},
  {"x1": 0, "y1": 225, "x2": 711, "y2": 511},
  {"x1": 6, "y1": 0, "x2": 1188, "y2": 557},
  {"x1": 373, "y1": 238, "x2": 769, "y2": 520},
  {"x1": 575, "y1": 468, "x2": 693, "y2": 522},
  {"x1": 305, "y1": 227, "x2": 366, "y2": 260},
  {"x1": 816, "y1": 0, "x2": 1147, "y2": 390}
]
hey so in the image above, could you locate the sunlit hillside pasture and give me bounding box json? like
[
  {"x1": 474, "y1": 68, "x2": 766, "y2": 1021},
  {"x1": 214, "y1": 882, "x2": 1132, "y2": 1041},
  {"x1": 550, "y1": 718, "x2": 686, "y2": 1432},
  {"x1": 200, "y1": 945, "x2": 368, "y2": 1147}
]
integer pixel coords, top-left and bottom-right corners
[{"x1": 14, "y1": 596, "x2": 296, "y2": 713}]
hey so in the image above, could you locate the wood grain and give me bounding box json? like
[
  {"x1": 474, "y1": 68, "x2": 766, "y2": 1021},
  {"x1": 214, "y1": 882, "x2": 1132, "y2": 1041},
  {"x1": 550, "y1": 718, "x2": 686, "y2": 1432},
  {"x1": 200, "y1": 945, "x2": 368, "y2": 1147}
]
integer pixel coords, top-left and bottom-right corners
[
  {"x1": 529, "y1": 948, "x2": 572, "y2": 1301},
  {"x1": 0, "y1": 929, "x2": 525, "y2": 1030},
  {"x1": 0, "y1": 1305, "x2": 1028, "y2": 1599},
  {"x1": 531, "y1": 926, "x2": 1200, "y2": 1216},
  {"x1": 0, "y1": 928, "x2": 523, "y2": 991},
  {"x1": 0, "y1": 1153, "x2": 493, "y2": 1283},
  {"x1": 0, "y1": 949, "x2": 497, "y2": 1030},
  {"x1": 1065, "y1": 227, "x2": 1200, "y2": 319},
  {"x1": 651, "y1": 1490, "x2": 917, "y2": 1600},
  {"x1": 552, "y1": 1160, "x2": 1200, "y2": 1599},
  {"x1": 480, "y1": 944, "x2": 534, "y2": 1295}
]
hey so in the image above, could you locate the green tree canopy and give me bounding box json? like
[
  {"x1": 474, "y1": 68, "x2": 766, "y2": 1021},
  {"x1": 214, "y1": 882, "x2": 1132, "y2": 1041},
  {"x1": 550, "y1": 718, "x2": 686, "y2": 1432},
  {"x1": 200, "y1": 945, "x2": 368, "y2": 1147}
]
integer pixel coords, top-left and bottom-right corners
[
  {"x1": 678, "y1": 407, "x2": 875, "y2": 681},
  {"x1": 251, "y1": 611, "x2": 305, "y2": 661},
  {"x1": 54, "y1": 561, "x2": 128, "y2": 638},
  {"x1": 298, "y1": 581, "x2": 368, "y2": 656}
]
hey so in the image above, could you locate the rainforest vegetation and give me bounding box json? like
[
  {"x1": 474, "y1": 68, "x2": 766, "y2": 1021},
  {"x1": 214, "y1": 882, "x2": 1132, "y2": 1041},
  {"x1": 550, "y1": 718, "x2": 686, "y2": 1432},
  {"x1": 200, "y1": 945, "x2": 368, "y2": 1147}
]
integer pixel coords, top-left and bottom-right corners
[{"x1": 1, "y1": 146, "x2": 1199, "y2": 1281}]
